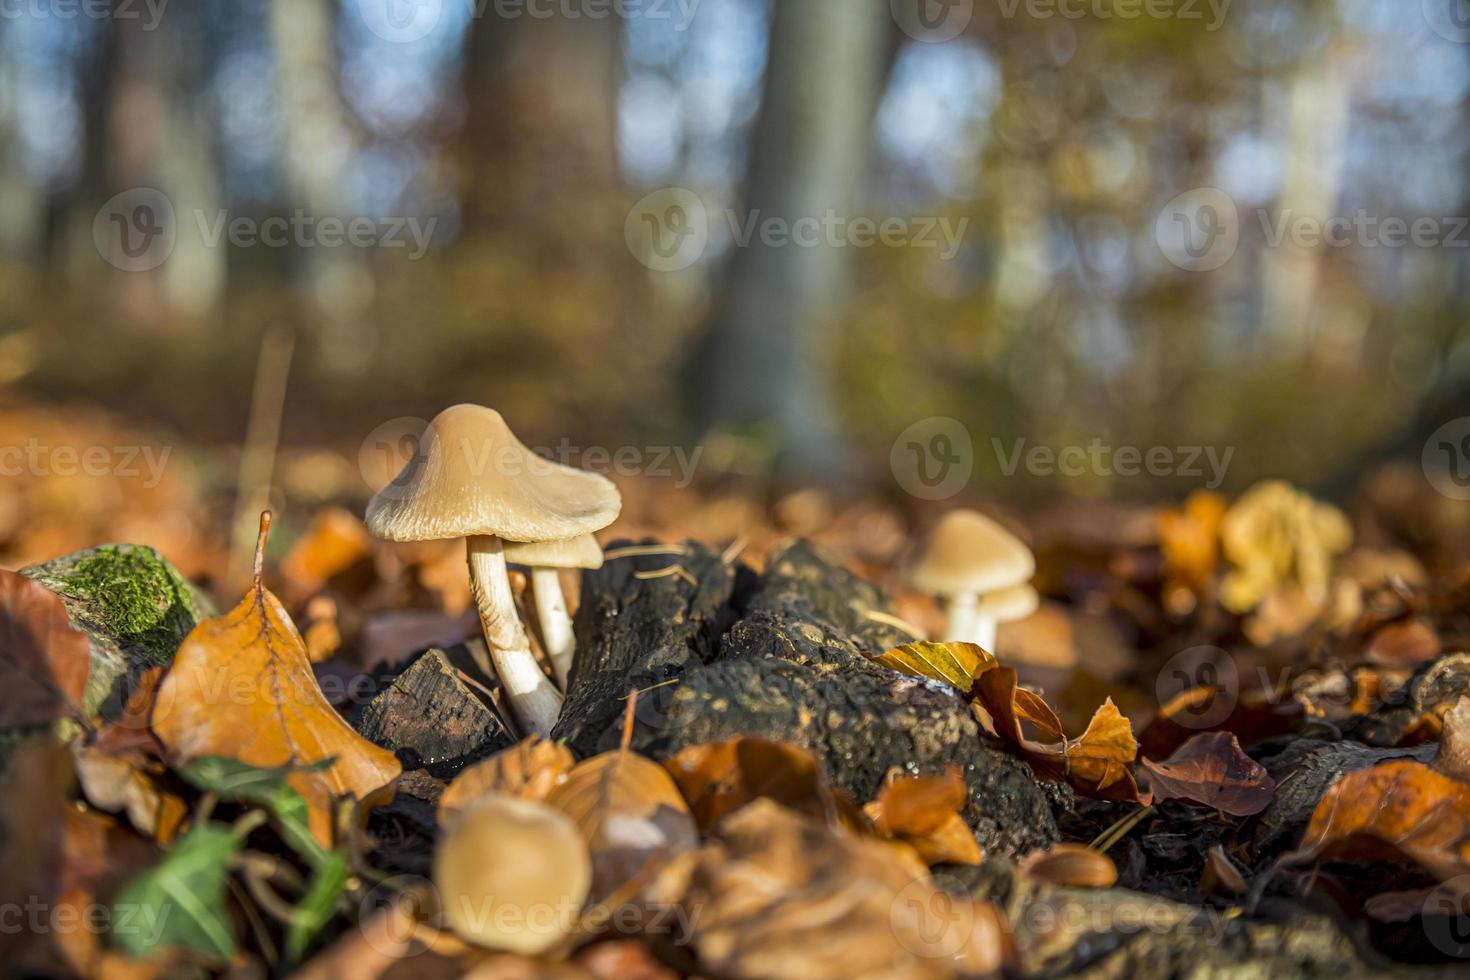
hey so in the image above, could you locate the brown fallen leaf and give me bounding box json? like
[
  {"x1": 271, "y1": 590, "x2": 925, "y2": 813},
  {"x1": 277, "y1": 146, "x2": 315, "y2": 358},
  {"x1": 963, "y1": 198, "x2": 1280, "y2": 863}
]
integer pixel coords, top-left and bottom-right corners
[
  {"x1": 869, "y1": 640, "x2": 996, "y2": 690},
  {"x1": 1138, "y1": 684, "x2": 1303, "y2": 759},
  {"x1": 545, "y1": 732, "x2": 698, "y2": 902},
  {"x1": 973, "y1": 667, "x2": 1144, "y2": 802},
  {"x1": 1138, "y1": 732, "x2": 1275, "y2": 817},
  {"x1": 664, "y1": 735, "x2": 840, "y2": 831},
  {"x1": 1431, "y1": 695, "x2": 1470, "y2": 784},
  {"x1": 1287, "y1": 759, "x2": 1470, "y2": 885},
  {"x1": 642, "y1": 798, "x2": 1011, "y2": 979},
  {"x1": 1018, "y1": 843, "x2": 1117, "y2": 888},
  {"x1": 153, "y1": 514, "x2": 401, "y2": 846},
  {"x1": 863, "y1": 766, "x2": 982, "y2": 866},
  {"x1": 439, "y1": 735, "x2": 576, "y2": 824},
  {"x1": 0, "y1": 567, "x2": 90, "y2": 727}
]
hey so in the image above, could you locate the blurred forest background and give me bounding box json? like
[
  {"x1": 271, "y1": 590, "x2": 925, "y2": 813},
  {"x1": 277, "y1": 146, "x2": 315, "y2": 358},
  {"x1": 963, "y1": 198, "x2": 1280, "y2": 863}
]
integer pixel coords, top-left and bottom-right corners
[{"x1": 1, "y1": 0, "x2": 1468, "y2": 536}]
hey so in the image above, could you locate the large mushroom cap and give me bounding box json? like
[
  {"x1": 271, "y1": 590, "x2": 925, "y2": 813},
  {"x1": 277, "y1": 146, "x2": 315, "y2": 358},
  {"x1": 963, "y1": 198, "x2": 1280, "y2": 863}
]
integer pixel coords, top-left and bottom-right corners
[
  {"x1": 366, "y1": 405, "x2": 621, "y2": 543},
  {"x1": 906, "y1": 509, "x2": 1035, "y2": 596},
  {"x1": 434, "y1": 794, "x2": 592, "y2": 954},
  {"x1": 503, "y1": 533, "x2": 604, "y2": 570}
]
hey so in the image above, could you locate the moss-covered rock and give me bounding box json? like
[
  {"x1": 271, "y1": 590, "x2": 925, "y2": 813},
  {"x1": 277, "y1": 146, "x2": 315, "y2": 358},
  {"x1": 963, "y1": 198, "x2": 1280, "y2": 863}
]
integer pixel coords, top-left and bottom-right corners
[{"x1": 21, "y1": 544, "x2": 214, "y2": 720}]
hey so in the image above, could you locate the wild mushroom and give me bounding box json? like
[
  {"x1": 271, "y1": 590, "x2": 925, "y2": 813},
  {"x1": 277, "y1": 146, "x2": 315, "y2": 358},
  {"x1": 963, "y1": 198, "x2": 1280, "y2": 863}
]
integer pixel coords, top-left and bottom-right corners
[
  {"x1": 366, "y1": 405, "x2": 621, "y2": 736},
  {"x1": 503, "y1": 533, "x2": 603, "y2": 689},
  {"x1": 905, "y1": 509, "x2": 1036, "y2": 651},
  {"x1": 435, "y1": 794, "x2": 592, "y2": 954}
]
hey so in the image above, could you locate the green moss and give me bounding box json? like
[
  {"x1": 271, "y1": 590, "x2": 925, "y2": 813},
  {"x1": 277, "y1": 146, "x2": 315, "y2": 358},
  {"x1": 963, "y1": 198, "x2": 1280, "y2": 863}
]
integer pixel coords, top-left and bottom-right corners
[{"x1": 23, "y1": 544, "x2": 213, "y2": 669}]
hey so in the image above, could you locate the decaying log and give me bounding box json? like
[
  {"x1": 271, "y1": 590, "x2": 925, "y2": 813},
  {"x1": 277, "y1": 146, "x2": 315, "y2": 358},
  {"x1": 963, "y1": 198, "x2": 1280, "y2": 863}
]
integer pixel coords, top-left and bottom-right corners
[{"x1": 556, "y1": 538, "x2": 1063, "y2": 856}]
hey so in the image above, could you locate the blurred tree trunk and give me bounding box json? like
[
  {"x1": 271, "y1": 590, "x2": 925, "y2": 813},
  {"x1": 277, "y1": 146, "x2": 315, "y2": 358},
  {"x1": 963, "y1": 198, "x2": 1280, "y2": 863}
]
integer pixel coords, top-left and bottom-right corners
[
  {"x1": 685, "y1": 0, "x2": 888, "y2": 483},
  {"x1": 270, "y1": 0, "x2": 369, "y2": 358},
  {"x1": 0, "y1": 47, "x2": 40, "y2": 261},
  {"x1": 61, "y1": 2, "x2": 224, "y2": 320},
  {"x1": 458, "y1": 11, "x2": 621, "y2": 232}
]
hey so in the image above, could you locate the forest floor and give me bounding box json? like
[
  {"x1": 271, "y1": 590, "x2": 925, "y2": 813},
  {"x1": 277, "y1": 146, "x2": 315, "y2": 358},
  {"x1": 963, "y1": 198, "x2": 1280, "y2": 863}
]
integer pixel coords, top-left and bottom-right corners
[{"x1": 3, "y1": 402, "x2": 1470, "y2": 978}]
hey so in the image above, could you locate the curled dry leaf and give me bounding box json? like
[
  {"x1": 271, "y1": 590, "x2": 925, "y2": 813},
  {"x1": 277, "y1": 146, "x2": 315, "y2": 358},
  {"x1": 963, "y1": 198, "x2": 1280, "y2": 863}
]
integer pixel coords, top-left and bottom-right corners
[
  {"x1": 153, "y1": 516, "x2": 401, "y2": 846},
  {"x1": 1202, "y1": 845, "x2": 1248, "y2": 896},
  {"x1": 664, "y1": 736, "x2": 839, "y2": 831},
  {"x1": 643, "y1": 798, "x2": 1011, "y2": 980},
  {"x1": 1366, "y1": 617, "x2": 1441, "y2": 667},
  {"x1": 1431, "y1": 695, "x2": 1470, "y2": 784},
  {"x1": 545, "y1": 747, "x2": 698, "y2": 902},
  {"x1": 1287, "y1": 759, "x2": 1470, "y2": 884},
  {"x1": 1139, "y1": 732, "x2": 1275, "y2": 817},
  {"x1": 870, "y1": 640, "x2": 995, "y2": 690},
  {"x1": 0, "y1": 567, "x2": 90, "y2": 727},
  {"x1": 439, "y1": 735, "x2": 576, "y2": 825},
  {"x1": 973, "y1": 667, "x2": 1144, "y2": 802},
  {"x1": 1018, "y1": 844, "x2": 1117, "y2": 889},
  {"x1": 72, "y1": 744, "x2": 187, "y2": 842},
  {"x1": 863, "y1": 766, "x2": 982, "y2": 866}
]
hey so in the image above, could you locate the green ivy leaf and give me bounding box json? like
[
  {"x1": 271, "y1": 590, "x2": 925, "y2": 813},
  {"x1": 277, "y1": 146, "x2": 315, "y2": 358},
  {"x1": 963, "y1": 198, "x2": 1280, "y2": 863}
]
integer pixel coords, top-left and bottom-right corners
[
  {"x1": 179, "y1": 756, "x2": 336, "y2": 867},
  {"x1": 112, "y1": 825, "x2": 239, "y2": 960},
  {"x1": 286, "y1": 851, "x2": 349, "y2": 963}
]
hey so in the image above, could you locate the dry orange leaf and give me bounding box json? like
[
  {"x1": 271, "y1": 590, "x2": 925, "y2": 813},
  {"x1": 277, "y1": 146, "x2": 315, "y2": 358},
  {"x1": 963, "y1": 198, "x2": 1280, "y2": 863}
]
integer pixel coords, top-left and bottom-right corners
[
  {"x1": 1289, "y1": 759, "x2": 1470, "y2": 883},
  {"x1": 1139, "y1": 732, "x2": 1275, "y2": 817},
  {"x1": 1018, "y1": 843, "x2": 1118, "y2": 888},
  {"x1": 0, "y1": 567, "x2": 90, "y2": 727},
  {"x1": 153, "y1": 515, "x2": 401, "y2": 846},
  {"x1": 974, "y1": 666, "x2": 1144, "y2": 802},
  {"x1": 664, "y1": 735, "x2": 839, "y2": 831},
  {"x1": 863, "y1": 766, "x2": 981, "y2": 866},
  {"x1": 280, "y1": 506, "x2": 373, "y2": 595},
  {"x1": 439, "y1": 735, "x2": 575, "y2": 824}
]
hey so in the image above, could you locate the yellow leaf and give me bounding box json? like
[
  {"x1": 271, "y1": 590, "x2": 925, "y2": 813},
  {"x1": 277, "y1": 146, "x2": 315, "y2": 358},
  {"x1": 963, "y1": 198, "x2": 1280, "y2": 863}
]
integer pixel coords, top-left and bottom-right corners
[{"x1": 869, "y1": 641, "x2": 996, "y2": 690}]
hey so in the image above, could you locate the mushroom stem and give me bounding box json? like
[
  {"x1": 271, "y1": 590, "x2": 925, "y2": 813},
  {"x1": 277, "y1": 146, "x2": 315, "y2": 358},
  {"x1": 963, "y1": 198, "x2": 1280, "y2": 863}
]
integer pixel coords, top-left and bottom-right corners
[
  {"x1": 946, "y1": 591, "x2": 992, "y2": 649},
  {"x1": 530, "y1": 567, "x2": 576, "y2": 689},
  {"x1": 466, "y1": 535, "x2": 563, "y2": 737}
]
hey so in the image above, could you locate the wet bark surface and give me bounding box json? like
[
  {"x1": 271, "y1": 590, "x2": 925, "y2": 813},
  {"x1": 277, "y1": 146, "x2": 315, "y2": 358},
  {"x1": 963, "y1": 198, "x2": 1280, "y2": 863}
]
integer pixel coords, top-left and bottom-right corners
[{"x1": 554, "y1": 538, "x2": 1064, "y2": 856}]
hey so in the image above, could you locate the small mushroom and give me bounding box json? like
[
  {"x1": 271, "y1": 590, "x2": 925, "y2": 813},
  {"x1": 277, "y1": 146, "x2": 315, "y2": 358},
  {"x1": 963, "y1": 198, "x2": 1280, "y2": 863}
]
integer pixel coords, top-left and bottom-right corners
[
  {"x1": 434, "y1": 794, "x2": 592, "y2": 954},
  {"x1": 905, "y1": 509, "x2": 1036, "y2": 651},
  {"x1": 366, "y1": 405, "x2": 620, "y2": 736},
  {"x1": 503, "y1": 534, "x2": 603, "y2": 689}
]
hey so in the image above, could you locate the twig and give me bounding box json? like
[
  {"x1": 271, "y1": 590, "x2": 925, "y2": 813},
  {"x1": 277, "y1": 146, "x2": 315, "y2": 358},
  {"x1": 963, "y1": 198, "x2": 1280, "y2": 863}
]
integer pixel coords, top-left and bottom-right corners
[
  {"x1": 1091, "y1": 805, "x2": 1154, "y2": 852},
  {"x1": 604, "y1": 544, "x2": 687, "y2": 560},
  {"x1": 226, "y1": 876, "x2": 279, "y2": 967},
  {"x1": 634, "y1": 564, "x2": 699, "y2": 587},
  {"x1": 720, "y1": 537, "x2": 747, "y2": 565},
  {"x1": 862, "y1": 608, "x2": 927, "y2": 640},
  {"x1": 227, "y1": 324, "x2": 295, "y2": 592}
]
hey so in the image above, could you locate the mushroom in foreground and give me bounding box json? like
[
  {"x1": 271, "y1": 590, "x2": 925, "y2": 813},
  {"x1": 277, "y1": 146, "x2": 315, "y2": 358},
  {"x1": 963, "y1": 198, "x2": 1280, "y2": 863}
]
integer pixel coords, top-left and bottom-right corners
[
  {"x1": 503, "y1": 533, "x2": 602, "y2": 690},
  {"x1": 366, "y1": 405, "x2": 621, "y2": 736},
  {"x1": 905, "y1": 509, "x2": 1036, "y2": 651},
  {"x1": 435, "y1": 794, "x2": 592, "y2": 954}
]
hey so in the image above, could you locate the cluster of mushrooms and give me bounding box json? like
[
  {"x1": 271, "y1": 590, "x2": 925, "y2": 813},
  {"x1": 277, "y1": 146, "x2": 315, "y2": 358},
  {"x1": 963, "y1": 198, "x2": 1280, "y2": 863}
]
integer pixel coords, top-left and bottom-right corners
[
  {"x1": 366, "y1": 404, "x2": 622, "y2": 738},
  {"x1": 366, "y1": 404, "x2": 1040, "y2": 743},
  {"x1": 364, "y1": 404, "x2": 1041, "y2": 953}
]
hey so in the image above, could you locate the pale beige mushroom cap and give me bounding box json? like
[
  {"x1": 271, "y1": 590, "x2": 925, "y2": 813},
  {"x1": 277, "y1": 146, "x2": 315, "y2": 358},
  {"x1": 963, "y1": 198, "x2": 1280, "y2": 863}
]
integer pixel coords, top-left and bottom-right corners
[
  {"x1": 976, "y1": 583, "x2": 1040, "y2": 622},
  {"x1": 503, "y1": 533, "x2": 604, "y2": 570},
  {"x1": 366, "y1": 405, "x2": 621, "y2": 543},
  {"x1": 434, "y1": 794, "x2": 592, "y2": 954},
  {"x1": 906, "y1": 509, "x2": 1035, "y2": 596}
]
